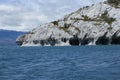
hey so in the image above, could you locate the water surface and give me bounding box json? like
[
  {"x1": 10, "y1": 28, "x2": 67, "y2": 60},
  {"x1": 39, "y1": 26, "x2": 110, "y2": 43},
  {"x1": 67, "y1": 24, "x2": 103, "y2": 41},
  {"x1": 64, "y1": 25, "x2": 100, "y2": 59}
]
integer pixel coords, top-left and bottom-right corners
[{"x1": 0, "y1": 45, "x2": 120, "y2": 80}]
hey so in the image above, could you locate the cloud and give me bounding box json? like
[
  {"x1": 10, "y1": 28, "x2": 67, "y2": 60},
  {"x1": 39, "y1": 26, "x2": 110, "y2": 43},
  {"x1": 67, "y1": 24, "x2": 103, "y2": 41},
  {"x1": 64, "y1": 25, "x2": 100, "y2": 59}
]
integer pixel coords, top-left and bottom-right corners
[
  {"x1": 0, "y1": 0, "x2": 105, "y2": 31},
  {"x1": 0, "y1": 5, "x2": 14, "y2": 11}
]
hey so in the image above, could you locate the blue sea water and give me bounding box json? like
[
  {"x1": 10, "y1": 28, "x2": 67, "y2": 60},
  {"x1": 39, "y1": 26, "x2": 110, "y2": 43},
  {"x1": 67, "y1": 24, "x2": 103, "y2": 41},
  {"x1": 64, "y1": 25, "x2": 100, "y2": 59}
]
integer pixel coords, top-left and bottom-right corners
[{"x1": 0, "y1": 45, "x2": 120, "y2": 80}]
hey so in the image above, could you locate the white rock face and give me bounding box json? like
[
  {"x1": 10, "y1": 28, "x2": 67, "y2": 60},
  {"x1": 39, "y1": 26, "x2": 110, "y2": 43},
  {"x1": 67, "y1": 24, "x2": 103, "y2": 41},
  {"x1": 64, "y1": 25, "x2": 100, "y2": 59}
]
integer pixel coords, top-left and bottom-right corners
[{"x1": 16, "y1": 1, "x2": 120, "y2": 46}]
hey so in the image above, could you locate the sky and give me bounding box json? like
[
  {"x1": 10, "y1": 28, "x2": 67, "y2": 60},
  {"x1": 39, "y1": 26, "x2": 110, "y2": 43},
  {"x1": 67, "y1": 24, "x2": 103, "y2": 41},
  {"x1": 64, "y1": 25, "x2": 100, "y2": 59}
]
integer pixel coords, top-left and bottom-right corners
[{"x1": 0, "y1": 0, "x2": 105, "y2": 31}]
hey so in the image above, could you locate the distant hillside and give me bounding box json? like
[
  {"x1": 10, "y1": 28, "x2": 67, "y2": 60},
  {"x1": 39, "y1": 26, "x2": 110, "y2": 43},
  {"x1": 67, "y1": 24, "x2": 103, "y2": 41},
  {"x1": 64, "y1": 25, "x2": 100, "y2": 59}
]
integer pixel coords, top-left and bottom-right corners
[{"x1": 0, "y1": 29, "x2": 26, "y2": 45}]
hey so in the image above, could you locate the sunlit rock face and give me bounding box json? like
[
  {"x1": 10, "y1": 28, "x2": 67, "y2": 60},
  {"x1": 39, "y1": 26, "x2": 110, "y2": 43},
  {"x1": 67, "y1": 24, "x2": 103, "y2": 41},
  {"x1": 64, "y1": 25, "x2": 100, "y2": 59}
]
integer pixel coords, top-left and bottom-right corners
[{"x1": 16, "y1": 1, "x2": 120, "y2": 46}]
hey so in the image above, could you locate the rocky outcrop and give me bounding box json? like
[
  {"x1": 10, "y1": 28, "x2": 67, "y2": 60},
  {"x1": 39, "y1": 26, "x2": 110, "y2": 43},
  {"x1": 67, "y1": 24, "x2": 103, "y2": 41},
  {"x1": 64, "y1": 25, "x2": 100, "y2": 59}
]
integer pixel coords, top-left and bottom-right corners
[
  {"x1": 16, "y1": 35, "x2": 26, "y2": 46},
  {"x1": 111, "y1": 30, "x2": 120, "y2": 44},
  {"x1": 69, "y1": 35, "x2": 80, "y2": 46},
  {"x1": 16, "y1": 1, "x2": 120, "y2": 46},
  {"x1": 81, "y1": 34, "x2": 94, "y2": 45},
  {"x1": 32, "y1": 37, "x2": 58, "y2": 46},
  {"x1": 96, "y1": 32, "x2": 110, "y2": 45}
]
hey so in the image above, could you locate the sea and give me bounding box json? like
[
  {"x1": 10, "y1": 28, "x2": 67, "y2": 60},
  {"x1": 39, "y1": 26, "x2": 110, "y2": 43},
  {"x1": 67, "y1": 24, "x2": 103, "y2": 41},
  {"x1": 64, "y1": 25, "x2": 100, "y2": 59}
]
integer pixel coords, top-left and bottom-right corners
[{"x1": 0, "y1": 45, "x2": 120, "y2": 80}]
